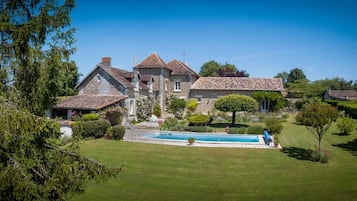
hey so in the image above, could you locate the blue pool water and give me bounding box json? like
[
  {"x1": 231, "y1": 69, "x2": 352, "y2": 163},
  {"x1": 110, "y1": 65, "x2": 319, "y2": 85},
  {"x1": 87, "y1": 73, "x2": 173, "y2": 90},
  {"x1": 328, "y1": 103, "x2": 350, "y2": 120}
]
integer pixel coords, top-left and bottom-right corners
[{"x1": 144, "y1": 132, "x2": 259, "y2": 143}]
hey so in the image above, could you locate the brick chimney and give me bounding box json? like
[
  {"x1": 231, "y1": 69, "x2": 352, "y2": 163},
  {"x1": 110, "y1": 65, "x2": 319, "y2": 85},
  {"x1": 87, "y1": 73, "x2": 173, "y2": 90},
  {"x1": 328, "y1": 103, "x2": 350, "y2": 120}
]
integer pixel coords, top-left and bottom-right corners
[{"x1": 101, "y1": 57, "x2": 111, "y2": 66}]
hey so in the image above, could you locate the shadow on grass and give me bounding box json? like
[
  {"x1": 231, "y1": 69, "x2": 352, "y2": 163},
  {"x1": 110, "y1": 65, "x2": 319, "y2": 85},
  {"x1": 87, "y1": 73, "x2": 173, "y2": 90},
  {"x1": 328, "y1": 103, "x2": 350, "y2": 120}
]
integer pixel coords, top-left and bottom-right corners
[
  {"x1": 333, "y1": 138, "x2": 357, "y2": 156},
  {"x1": 281, "y1": 147, "x2": 311, "y2": 161},
  {"x1": 209, "y1": 123, "x2": 249, "y2": 128},
  {"x1": 331, "y1": 132, "x2": 351, "y2": 136}
]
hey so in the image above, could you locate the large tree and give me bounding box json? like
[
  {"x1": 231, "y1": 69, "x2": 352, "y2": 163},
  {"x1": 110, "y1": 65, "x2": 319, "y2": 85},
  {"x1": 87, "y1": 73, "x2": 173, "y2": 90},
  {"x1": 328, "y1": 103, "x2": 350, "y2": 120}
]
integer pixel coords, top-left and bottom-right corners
[
  {"x1": 0, "y1": 98, "x2": 121, "y2": 200},
  {"x1": 0, "y1": 0, "x2": 79, "y2": 115},
  {"x1": 199, "y1": 61, "x2": 249, "y2": 77},
  {"x1": 295, "y1": 102, "x2": 339, "y2": 152},
  {"x1": 214, "y1": 94, "x2": 258, "y2": 125},
  {"x1": 287, "y1": 68, "x2": 306, "y2": 84},
  {"x1": 199, "y1": 60, "x2": 220, "y2": 77}
]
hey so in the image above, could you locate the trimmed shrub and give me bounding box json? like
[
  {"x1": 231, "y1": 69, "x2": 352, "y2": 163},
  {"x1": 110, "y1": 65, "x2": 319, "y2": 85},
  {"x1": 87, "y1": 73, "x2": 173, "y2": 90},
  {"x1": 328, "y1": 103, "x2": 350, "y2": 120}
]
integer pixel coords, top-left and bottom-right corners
[
  {"x1": 78, "y1": 119, "x2": 111, "y2": 139},
  {"x1": 265, "y1": 118, "x2": 283, "y2": 134},
  {"x1": 153, "y1": 103, "x2": 161, "y2": 118},
  {"x1": 112, "y1": 125, "x2": 126, "y2": 140},
  {"x1": 228, "y1": 127, "x2": 246, "y2": 134},
  {"x1": 168, "y1": 96, "x2": 186, "y2": 119},
  {"x1": 184, "y1": 126, "x2": 213, "y2": 132},
  {"x1": 247, "y1": 125, "x2": 264, "y2": 134},
  {"x1": 187, "y1": 99, "x2": 199, "y2": 112},
  {"x1": 336, "y1": 117, "x2": 356, "y2": 135},
  {"x1": 160, "y1": 117, "x2": 178, "y2": 131},
  {"x1": 188, "y1": 114, "x2": 212, "y2": 126},
  {"x1": 82, "y1": 113, "x2": 99, "y2": 121},
  {"x1": 105, "y1": 110, "x2": 122, "y2": 126}
]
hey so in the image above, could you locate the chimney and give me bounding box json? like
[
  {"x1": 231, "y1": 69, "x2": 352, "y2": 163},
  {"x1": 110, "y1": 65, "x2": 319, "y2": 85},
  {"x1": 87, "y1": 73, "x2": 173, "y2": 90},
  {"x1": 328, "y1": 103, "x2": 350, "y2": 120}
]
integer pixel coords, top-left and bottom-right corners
[{"x1": 101, "y1": 57, "x2": 111, "y2": 66}]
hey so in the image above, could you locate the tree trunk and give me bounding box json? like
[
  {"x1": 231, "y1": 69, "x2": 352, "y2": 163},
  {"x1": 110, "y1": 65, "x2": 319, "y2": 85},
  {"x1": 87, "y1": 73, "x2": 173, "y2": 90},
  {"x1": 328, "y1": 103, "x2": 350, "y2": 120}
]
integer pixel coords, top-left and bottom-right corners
[{"x1": 231, "y1": 111, "x2": 236, "y2": 126}]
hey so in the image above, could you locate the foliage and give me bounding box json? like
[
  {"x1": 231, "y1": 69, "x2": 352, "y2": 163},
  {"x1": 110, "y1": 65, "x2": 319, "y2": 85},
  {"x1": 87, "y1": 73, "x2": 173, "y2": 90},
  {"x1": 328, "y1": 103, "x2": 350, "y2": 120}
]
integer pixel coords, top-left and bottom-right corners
[
  {"x1": 153, "y1": 103, "x2": 161, "y2": 118},
  {"x1": 183, "y1": 126, "x2": 214, "y2": 132},
  {"x1": 199, "y1": 60, "x2": 220, "y2": 76},
  {"x1": 247, "y1": 125, "x2": 264, "y2": 134},
  {"x1": 188, "y1": 137, "x2": 195, "y2": 145},
  {"x1": 274, "y1": 71, "x2": 289, "y2": 87},
  {"x1": 199, "y1": 60, "x2": 249, "y2": 77},
  {"x1": 295, "y1": 102, "x2": 339, "y2": 152},
  {"x1": 186, "y1": 99, "x2": 199, "y2": 112},
  {"x1": 227, "y1": 127, "x2": 246, "y2": 134},
  {"x1": 265, "y1": 118, "x2": 283, "y2": 134},
  {"x1": 112, "y1": 125, "x2": 126, "y2": 140},
  {"x1": 82, "y1": 113, "x2": 100, "y2": 121},
  {"x1": 336, "y1": 117, "x2": 356, "y2": 135},
  {"x1": 167, "y1": 96, "x2": 186, "y2": 119},
  {"x1": 160, "y1": 117, "x2": 178, "y2": 131},
  {"x1": 307, "y1": 147, "x2": 332, "y2": 163},
  {"x1": 188, "y1": 114, "x2": 212, "y2": 126},
  {"x1": 136, "y1": 97, "x2": 153, "y2": 121},
  {"x1": 72, "y1": 119, "x2": 111, "y2": 139},
  {"x1": 214, "y1": 94, "x2": 258, "y2": 125},
  {"x1": 0, "y1": 0, "x2": 79, "y2": 115},
  {"x1": 287, "y1": 68, "x2": 306, "y2": 84},
  {"x1": 335, "y1": 101, "x2": 357, "y2": 119},
  {"x1": 252, "y1": 91, "x2": 286, "y2": 112},
  {"x1": 105, "y1": 110, "x2": 123, "y2": 126},
  {"x1": 0, "y1": 98, "x2": 120, "y2": 200}
]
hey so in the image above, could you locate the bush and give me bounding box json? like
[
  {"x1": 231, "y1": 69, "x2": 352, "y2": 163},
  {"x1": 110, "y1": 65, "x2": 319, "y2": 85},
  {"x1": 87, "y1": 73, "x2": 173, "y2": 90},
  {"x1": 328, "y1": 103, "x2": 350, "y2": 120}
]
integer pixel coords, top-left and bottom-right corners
[
  {"x1": 105, "y1": 110, "x2": 122, "y2": 126},
  {"x1": 188, "y1": 114, "x2": 212, "y2": 126},
  {"x1": 153, "y1": 103, "x2": 161, "y2": 118},
  {"x1": 265, "y1": 118, "x2": 283, "y2": 134},
  {"x1": 307, "y1": 148, "x2": 331, "y2": 163},
  {"x1": 247, "y1": 125, "x2": 264, "y2": 134},
  {"x1": 73, "y1": 119, "x2": 111, "y2": 139},
  {"x1": 227, "y1": 127, "x2": 246, "y2": 134},
  {"x1": 71, "y1": 121, "x2": 83, "y2": 137},
  {"x1": 336, "y1": 117, "x2": 356, "y2": 135},
  {"x1": 104, "y1": 127, "x2": 113, "y2": 139},
  {"x1": 160, "y1": 117, "x2": 178, "y2": 131},
  {"x1": 187, "y1": 99, "x2": 198, "y2": 112},
  {"x1": 168, "y1": 96, "x2": 186, "y2": 119},
  {"x1": 82, "y1": 113, "x2": 99, "y2": 121},
  {"x1": 112, "y1": 125, "x2": 126, "y2": 140},
  {"x1": 184, "y1": 126, "x2": 213, "y2": 132},
  {"x1": 136, "y1": 97, "x2": 154, "y2": 121}
]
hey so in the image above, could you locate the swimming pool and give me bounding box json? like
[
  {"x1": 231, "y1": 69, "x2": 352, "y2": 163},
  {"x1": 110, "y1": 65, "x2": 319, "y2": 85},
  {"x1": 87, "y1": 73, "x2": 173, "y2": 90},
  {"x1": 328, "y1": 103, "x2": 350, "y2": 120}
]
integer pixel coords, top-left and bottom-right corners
[{"x1": 144, "y1": 132, "x2": 260, "y2": 143}]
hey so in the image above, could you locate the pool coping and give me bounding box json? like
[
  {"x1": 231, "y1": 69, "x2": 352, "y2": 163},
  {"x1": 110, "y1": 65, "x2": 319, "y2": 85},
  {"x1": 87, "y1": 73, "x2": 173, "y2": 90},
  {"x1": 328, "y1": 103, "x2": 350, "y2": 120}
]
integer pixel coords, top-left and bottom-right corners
[{"x1": 124, "y1": 129, "x2": 278, "y2": 149}]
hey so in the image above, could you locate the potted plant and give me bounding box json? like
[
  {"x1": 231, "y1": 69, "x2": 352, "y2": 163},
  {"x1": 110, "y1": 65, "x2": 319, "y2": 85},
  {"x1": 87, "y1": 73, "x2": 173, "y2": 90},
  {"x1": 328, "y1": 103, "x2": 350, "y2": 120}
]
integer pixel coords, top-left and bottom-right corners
[
  {"x1": 274, "y1": 134, "x2": 280, "y2": 148},
  {"x1": 188, "y1": 137, "x2": 195, "y2": 145}
]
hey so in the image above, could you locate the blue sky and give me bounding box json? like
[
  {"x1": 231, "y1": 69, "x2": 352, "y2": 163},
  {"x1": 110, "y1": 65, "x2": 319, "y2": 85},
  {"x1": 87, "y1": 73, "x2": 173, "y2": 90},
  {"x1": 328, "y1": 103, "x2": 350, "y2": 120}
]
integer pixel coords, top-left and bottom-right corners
[{"x1": 71, "y1": 0, "x2": 357, "y2": 81}]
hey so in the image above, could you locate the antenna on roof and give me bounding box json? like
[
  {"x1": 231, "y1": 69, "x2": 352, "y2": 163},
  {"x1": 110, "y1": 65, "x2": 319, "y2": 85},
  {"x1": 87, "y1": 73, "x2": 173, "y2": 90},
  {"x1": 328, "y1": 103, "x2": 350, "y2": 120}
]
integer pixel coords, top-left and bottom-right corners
[{"x1": 182, "y1": 51, "x2": 186, "y2": 63}]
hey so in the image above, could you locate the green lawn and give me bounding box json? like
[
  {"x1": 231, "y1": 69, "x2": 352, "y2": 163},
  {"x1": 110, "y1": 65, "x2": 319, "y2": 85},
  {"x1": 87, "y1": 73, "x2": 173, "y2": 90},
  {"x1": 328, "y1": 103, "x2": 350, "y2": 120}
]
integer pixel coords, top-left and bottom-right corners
[{"x1": 71, "y1": 115, "x2": 357, "y2": 201}]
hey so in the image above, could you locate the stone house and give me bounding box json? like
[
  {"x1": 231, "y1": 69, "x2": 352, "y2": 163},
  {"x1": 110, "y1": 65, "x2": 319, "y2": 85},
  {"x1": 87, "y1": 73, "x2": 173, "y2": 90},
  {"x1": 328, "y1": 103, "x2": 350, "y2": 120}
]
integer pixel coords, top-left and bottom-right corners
[
  {"x1": 324, "y1": 89, "x2": 357, "y2": 101},
  {"x1": 53, "y1": 52, "x2": 283, "y2": 120}
]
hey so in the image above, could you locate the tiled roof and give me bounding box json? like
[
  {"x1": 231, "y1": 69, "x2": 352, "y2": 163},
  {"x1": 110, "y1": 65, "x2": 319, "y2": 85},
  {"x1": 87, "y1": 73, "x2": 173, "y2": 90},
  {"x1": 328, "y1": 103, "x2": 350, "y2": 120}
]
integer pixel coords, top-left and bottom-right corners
[
  {"x1": 54, "y1": 95, "x2": 127, "y2": 110},
  {"x1": 327, "y1": 90, "x2": 357, "y2": 99},
  {"x1": 135, "y1": 52, "x2": 170, "y2": 69},
  {"x1": 100, "y1": 65, "x2": 134, "y2": 88},
  {"x1": 191, "y1": 77, "x2": 283, "y2": 91},
  {"x1": 167, "y1": 59, "x2": 199, "y2": 77}
]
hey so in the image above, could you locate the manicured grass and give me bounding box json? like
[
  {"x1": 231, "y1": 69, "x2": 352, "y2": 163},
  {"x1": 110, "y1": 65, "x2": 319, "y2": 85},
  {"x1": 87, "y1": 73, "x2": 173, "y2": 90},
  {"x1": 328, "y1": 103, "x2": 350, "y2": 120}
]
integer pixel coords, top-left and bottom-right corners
[{"x1": 71, "y1": 115, "x2": 357, "y2": 201}]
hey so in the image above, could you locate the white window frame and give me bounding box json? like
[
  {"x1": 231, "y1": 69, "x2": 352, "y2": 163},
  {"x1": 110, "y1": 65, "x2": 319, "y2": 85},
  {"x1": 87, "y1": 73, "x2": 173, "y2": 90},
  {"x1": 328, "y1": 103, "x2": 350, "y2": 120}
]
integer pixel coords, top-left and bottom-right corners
[
  {"x1": 129, "y1": 99, "x2": 135, "y2": 115},
  {"x1": 174, "y1": 80, "x2": 181, "y2": 92}
]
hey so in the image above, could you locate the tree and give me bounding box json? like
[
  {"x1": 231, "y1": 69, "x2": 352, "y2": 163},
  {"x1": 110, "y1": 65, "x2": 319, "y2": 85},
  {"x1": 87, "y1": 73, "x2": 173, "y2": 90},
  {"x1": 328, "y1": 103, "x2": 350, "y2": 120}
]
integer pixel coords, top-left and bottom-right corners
[
  {"x1": 295, "y1": 102, "x2": 339, "y2": 151},
  {"x1": 0, "y1": 0, "x2": 79, "y2": 115},
  {"x1": 0, "y1": 98, "x2": 121, "y2": 200},
  {"x1": 274, "y1": 71, "x2": 289, "y2": 87},
  {"x1": 199, "y1": 60, "x2": 220, "y2": 77},
  {"x1": 214, "y1": 94, "x2": 258, "y2": 125},
  {"x1": 336, "y1": 117, "x2": 356, "y2": 135},
  {"x1": 287, "y1": 68, "x2": 306, "y2": 84},
  {"x1": 167, "y1": 96, "x2": 186, "y2": 119}
]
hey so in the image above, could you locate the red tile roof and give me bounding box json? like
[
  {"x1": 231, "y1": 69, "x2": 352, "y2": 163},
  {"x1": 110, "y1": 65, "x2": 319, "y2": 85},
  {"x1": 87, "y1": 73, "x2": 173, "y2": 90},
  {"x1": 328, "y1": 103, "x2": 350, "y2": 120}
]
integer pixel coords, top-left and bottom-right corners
[
  {"x1": 54, "y1": 95, "x2": 127, "y2": 110},
  {"x1": 167, "y1": 59, "x2": 199, "y2": 77},
  {"x1": 191, "y1": 77, "x2": 283, "y2": 91},
  {"x1": 135, "y1": 52, "x2": 170, "y2": 69}
]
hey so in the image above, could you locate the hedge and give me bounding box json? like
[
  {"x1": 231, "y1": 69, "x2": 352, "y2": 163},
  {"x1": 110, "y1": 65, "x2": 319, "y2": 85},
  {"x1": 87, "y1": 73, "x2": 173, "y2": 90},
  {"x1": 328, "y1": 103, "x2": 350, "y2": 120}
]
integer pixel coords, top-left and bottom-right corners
[
  {"x1": 188, "y1": 114, "x2": 212, "y2": 126},
  {"x1": 183, "y1": 126, "x2": 213, "y2": 132},
  {"x1": 247, "y1": 125, "x2": 264, "y2": 134},
  {"x1": 326, "y1": 100, "x2": 357, "y2": 119},
  {"x1": 227, "y1": 127, "x2": 246, "y2": 134},
  {"x1": 71, "y1": 119, "x2": 111, "y2": 139}
]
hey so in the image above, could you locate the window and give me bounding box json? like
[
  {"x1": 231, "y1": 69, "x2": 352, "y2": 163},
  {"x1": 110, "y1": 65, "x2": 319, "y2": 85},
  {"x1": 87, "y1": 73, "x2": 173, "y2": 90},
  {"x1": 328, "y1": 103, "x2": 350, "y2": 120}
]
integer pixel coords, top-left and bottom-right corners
[
  {"x1": 174, "y1": 80, "x2": 181, "y2": 91},
  {"x1": 129, "y1": 99, "x2": 135, "y2": 115},
  {"x1": 165, "y1": 79, "x2": 168, "y2": 91},
  {"x1": 196, "y1": 96, "x2": 202, "y2": 103},
  {"x1": 97, "y1": 75, "x2": 101, "y2": 83}
]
